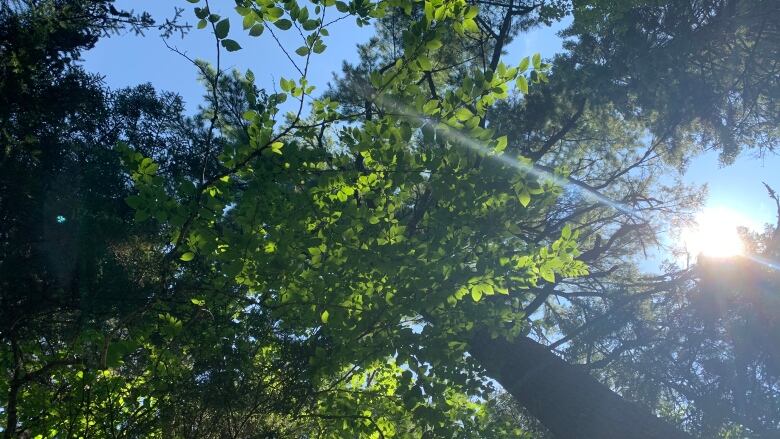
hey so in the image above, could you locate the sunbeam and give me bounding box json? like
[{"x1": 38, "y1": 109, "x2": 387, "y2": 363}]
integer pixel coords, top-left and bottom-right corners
[
  {"x1": 746, "y1": 254, "x2": 780, "y2": 271},
  {"x1": 370, "y1": 92, "x2": 643, "y2": 220},
  {"x1": 370, "y1": 93, "x2": 780, "y2": 272}
]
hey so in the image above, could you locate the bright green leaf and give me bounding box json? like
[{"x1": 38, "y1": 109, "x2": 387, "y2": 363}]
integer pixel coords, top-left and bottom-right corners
[
  {"x1": 518, "y1": 56, "x2": 530, "y2": 72},
  {"x1": 516, "y1": 75, "x2": 528, "y2": 94},
  {"x1": 518, "y1": 189, "x2": 531, "y2": 207},
  {"x1": 425, "y1": 39, "x2": 442, "y2": 50},
  {"x1": 532, "y1": 52, "x2": 542, "y2": 69}
]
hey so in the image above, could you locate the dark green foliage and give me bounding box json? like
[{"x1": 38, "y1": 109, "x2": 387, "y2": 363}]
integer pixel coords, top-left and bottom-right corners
[
  {"x1": 590, "y1": 211, "x2": 780, "y2": 438},
  {"x1": 564, "y1": 0, "x2": 780, "y2": 162},
  {"x1": 2, "y1": 0, "x2": 779, "y2": 438}
]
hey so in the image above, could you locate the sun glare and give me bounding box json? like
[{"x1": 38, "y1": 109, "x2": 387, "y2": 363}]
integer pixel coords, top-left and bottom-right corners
[{"x1": 682, "y1": 207, "x2": 749, "y2": 258}]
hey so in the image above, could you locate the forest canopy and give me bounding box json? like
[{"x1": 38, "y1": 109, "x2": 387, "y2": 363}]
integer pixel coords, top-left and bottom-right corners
[{"x1": 1, "y1": 0, "x2": 779, "y2": 438}]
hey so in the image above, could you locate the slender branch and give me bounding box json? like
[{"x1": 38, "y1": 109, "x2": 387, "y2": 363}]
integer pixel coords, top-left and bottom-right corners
[
  {"x1": 530, "y1": 98, "x2": 586, "y2": 161},
  {"x1": 267, "y1": 26, "x2": 304, "y2": 76}
]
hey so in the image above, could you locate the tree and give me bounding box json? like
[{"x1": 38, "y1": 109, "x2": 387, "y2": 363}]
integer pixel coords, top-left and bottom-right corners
[
  {"x1": 3, "y1": 0, "x2": 778, "y2": 437},
  {"x1": 2, "y1": 1, "x2": 526, "y2": 436},
  {"x1": 325, "y1": 0, "x2": 712, "y2": 436},
  {"x1": 579, "y1": 187, "x2": 780, "y2": 437},
  {"x1": 0, "y1": 2, "x2": 217, "y2": 437},
  {"x1": 564, "y1": 0, "x2": 780, "y2": 163},
  {"x1": 119, "y1": 0, "x2": 702, "y2": 436},
  {"x1": 292, "y1": 0, "x2": 779, "y2": 436}
]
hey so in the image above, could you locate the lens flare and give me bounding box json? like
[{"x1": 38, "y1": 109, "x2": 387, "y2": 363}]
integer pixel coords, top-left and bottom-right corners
[
  {"x1": 746, "y1": 254, "x2": 780, "y2": 271},
  {"x1": 364, "y1": 90, "x2": 780, "y2": 272},
  {"x1": 370, "y1": 93, "x2": 642, "y2": 220},
  {"x1": 682, "y1": 207, "x2": 746, "y2": 258},
  {"x1": 681, "y1": 207, "x2": 780, "y2": 271}
]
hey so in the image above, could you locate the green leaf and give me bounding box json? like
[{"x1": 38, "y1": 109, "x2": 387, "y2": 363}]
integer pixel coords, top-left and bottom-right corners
[
  {"x1": 125, "y1": 195, "x2": 142, "y2": 209},
  {"x1": 266, "y1": 7, "x2": 284, "y2": 19},
  {"x1": 134, "y1": 210, "x2": 149, "y2": 222},
  {"x1": 471, "y1": 287, "x2": 483, "y2": 302},
  {"x1": 321, "y1": 310, "x2": 329, "y2": 324},
  {"x1": 518, "y1": 189, "x2": 531, "y2": 207},
  {"x1": 532, "y1": 52, "x2": 542, "y2": 69},
  {"x1": 180, "y1": 252, "x2": 195, "y2": 262},
  {"x1": 539, "y1": 265, "x2": 555, "y2": 283},
  {"x1": 423, "y1": 99, "x2": 440, "y2": 115},
  {"x1": 298, "y1": 7, "x2": 310, "y2": 22},
  {"x1": 274, "y1": 19, "x2": 292, "y2": 30},
  {"x1": 197, "y1": 19, "x2": 207, "y2": 29},
  {"x1": 295, "y1": 46, "x2": 310, "y2": 56},
  {"x1": 516, "y1": 75, "x2": 528, "y2": 94},
  {"x1": 105, "y1": 343, "x2": 125, "y2": 367},
  {"x1": 518, "y1": 56, "x2": 530, "y2": 72},
  {"x1": 495, "y1": 135, "x2": 508, "y2": 153},
  {"x1": 425, "y1": 39, "x2": 442, "y2": 50},
  {"x1": 249, "y1": 23, "x2": 264, "y2": 36},
  {"x1": 312, "y1": 41, "x2": 326, "y2": 54},
  {"x1": 221, "y1": 39, "x2": 241, "y2": 52},
  {"x1": 215, "y1": 18, "x2": 230, "y2": 39},
  {"x1": 454, "y1": 107, "x2": 473, "y2": 121},
  {"x1": 462, "y1": 18, "x2": 479, "y2": 33},
  {"x1": 562, "y1": 224, "x2": 572, "y2": 239},
  {"x1": 194, "y1": 7, "x2": 208, "y2": 19},
  {"x1": 473, "y1": 283, "x2": 494, "y2": 297},
  {"x1": 242, "y1": 13, "x2": 254, "y2": 30},
  {"x1": 302, "y1": 19, "x2": 320, "y2": 31},
  {"x1": 417, "y1": 56, "x2": 432, "y2": 71}
]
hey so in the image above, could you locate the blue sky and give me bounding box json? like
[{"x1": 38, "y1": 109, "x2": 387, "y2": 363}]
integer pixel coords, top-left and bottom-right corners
[
  {"x1": 82, "y1": 1, "x2": 779, "y2": 247},
  {"x1": 687, "y1": 151, "x2": 779, "y2": 228},
  {"x1": 84, "y1": 1, "x2": 567, "y2": 109}
]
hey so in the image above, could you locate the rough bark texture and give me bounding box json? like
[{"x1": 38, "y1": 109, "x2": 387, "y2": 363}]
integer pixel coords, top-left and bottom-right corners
[{"x1": 470, "y1": 332, "x2": 692, "y2": 439}]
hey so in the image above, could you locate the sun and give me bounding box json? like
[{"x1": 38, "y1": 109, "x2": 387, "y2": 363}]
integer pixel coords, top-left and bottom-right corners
[{"x1": 682, "y1": 207, "x2": 749, "y2": 258}]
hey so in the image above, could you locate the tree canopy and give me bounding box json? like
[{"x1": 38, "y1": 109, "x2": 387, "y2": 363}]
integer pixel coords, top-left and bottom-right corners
[{"x1": 1, "y1": 0, "x2": 779, "y2": 438}]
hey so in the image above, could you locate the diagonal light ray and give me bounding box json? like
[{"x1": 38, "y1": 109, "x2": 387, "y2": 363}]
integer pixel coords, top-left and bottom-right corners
[
  {"x1": 354, "y1": 85, "x2": 780, "y2": 277},
  {"x1": 745, "y1": 254, "x2": 780, "y2": 271},
  {"x1": 370, "y1": 92, "x2": 644, "y2": 220}
]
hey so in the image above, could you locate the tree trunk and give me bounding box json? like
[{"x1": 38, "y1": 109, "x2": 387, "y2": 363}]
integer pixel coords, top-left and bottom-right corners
[
  {"x1": 3, "y1": 379, "x2": 19, "y2": 439},
  {"x1": 470, "y1": 332, "x2": 692, "y2": 439}
]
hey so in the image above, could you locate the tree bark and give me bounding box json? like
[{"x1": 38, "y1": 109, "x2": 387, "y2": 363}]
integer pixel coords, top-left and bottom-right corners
[
  {"x1": 470, "y1": 332, "x2": 692, "y2": 439},
  {"x1": 4, "y1": 338, "x2": 23, "y2": 439},
  {"x1": 4, "y1": 379, "x2": 20, "y2": 439}
]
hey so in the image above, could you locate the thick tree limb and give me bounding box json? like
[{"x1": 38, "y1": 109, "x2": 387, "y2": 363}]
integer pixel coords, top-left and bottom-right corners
[{"x1": 469, "y1": 332, "x2": 692, "y2": 439}]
